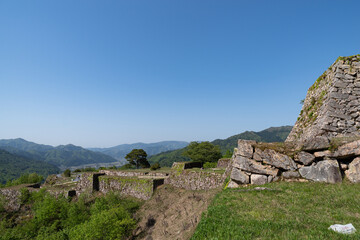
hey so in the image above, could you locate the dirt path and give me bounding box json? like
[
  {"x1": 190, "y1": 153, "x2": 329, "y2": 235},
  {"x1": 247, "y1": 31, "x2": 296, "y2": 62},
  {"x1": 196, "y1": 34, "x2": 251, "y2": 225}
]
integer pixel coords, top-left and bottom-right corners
[{"x1": 133, "y1": 184, "x2": 220, "y2": 240}]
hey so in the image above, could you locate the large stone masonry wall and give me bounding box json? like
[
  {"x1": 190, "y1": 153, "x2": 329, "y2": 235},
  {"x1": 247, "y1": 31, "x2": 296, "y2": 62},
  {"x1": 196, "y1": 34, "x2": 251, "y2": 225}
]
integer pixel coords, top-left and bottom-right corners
[
  {"x1": 287, "y1": 55, "x2": 360, "y2": 149},
  {"x1": 228, "y1": 139, "x2": 360, "y2": 187}
]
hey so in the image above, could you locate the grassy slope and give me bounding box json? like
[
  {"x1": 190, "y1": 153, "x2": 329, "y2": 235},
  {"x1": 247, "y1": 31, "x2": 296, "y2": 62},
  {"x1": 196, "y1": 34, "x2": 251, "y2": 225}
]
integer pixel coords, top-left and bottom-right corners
[{"x1": 192, "y1": 181, "x2": 360, "y2": 239}]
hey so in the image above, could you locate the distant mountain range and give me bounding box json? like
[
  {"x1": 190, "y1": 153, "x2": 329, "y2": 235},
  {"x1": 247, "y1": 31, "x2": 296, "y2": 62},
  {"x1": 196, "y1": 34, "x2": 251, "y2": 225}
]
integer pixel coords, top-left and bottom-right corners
[
  {"x1": 0, "y1": 138, "x2": 189, "y2": 183},
  {"x1": 148, "y1": 126, "x2": 293, "y2": 167},
  {"x1": 0, "y1": 138, "x2": 117, "y2": 169},
  {"x1": 89, "y1": 141, "x2": 189, "y2": 161},
  {"x1": 0, "y1": 126, "x2": 292, "y2": 182}
]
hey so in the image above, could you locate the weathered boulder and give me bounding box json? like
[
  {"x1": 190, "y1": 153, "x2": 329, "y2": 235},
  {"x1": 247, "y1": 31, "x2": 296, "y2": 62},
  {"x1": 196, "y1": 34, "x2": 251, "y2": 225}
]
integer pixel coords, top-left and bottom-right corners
[
  {"x1": 253, "y1": 148, "x2": 297, "y2": 171},
  {"x1": 251, "y1": 174, "x2": 268, "y2": 185},
  {"x1": 314, "y1": 150, "x2": 332, "y2": 158},
  {"x1": 340, "y1": 163, "x2": 349, "y2": 170},
  {"x1": 227, "y1": 180, "x2": 239, "y2": 188},
  {"x1": 230, "y1": 167, "x2": 249, "y2": 184},
  {"x1": 302, "y1": 136, "x2": 330, "y2": 151},
  {"x1": 237, "y1": 140, "x2": 255, "y2": 158},
  {"x1": 345, "y1": 157, "x2": 360, "y2": 183},
  {"x1": 299, "y1": 160, "x2": 342, "y2": 183},
  {"x1": 332, "y1": 140, "x2": 360, "y2": 158},
  {"x1": 297, "y1": 151, "x2": 315, "y2": 165},
  {"x1": 233, "y1": 155, "x2": 279, "y2": 176},
  {"x1": 282, "y1": 171, "x2": 300, "y2": 179},
  {"x1": 267, "y1": 175, "x2": 279, "y2": 183}
]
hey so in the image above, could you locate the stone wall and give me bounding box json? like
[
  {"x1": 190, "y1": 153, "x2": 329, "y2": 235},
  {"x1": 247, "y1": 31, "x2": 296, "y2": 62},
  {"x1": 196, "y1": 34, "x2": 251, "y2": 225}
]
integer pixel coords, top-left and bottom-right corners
[
  {"x1": 287, "y1": 55, "x2": 360, "y2": 149},
  {"x1": 171, "y1": 161, "x2": 203, "y2": 170},
  {"x1": 76, "y1": 172, "x2": 94, "y2": 194},
  {"x1": 217, "y1": 158, "x2": 230, "y2": 168},
  {"x1": 165, "y1": 170, "x2": 224, "y2": 190},
  {"x1": 228, "y1": 139, "x2": 360, "y2": 187},
  {"x1": 0, "y1": 188, "x2": 21, "y2": 211},
  {"x1": 98, "y1": 176, "x2": 154, "y2": 200},
  {"x1": 99, "y1": 170, "x2": 168, "y2": 177},
  {"x1": 0, "y1": 184, "x2": 40, "y2": 211}
]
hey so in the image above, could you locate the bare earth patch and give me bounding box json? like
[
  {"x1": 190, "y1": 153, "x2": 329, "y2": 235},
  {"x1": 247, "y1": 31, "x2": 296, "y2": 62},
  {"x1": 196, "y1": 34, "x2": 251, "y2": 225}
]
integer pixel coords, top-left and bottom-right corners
[{"x1": 133, "y1": 184, "x2": 220, "y2": 240}]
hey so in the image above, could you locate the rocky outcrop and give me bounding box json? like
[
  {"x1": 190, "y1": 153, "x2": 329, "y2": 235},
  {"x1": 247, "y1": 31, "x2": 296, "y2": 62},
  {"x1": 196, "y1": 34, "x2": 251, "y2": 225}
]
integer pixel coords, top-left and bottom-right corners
[
  {"x1": 345, "y1": 157, "x2": 360, "y2": 183},
  {"x1": 286, "y1": 55, "x2": 360, "y2": 147}
]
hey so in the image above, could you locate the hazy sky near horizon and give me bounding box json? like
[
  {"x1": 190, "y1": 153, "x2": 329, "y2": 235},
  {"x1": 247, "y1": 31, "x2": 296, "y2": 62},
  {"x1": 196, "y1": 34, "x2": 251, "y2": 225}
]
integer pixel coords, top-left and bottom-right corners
[{"x1": 1, "y1": 1, "x2": 360, "y2": 148}]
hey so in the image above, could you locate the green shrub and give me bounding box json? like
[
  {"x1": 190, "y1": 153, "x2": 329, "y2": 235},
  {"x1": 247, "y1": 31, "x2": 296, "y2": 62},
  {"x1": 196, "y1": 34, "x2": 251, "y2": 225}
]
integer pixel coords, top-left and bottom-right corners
[
  {"x1": 150, "y1": 163, "x2": 161, "y2": 171},
  {"x1": 222, "y1": 150, "x2": 233, "y2": 158},
  {"x1": 63, "y1": 169, "x2": 71, "y2": 177},
  {"x1": 119, "y1": 163, "x2": 134, "y2": 170},
  {"x1": 0, "y1": 195, "x2": 5, "y2": 213},
  {"x1": 4, "y1": 173, "x2": 44, "y2": 187},
  {"x1": 203, "y1": 162, "x2": 217, "y2": 169},
  {"x1": 0, "y1": 189, "x2": 141, "y2": 240},
  {"x1": 19, "y1": 187, "x2": 31, "y2": 205},
  {"x1": 69, "y1": 207, "x2": 136, "y2": 240},
  {"x1": 83, "y1": 167, "x2": 97, "y2": 172}
]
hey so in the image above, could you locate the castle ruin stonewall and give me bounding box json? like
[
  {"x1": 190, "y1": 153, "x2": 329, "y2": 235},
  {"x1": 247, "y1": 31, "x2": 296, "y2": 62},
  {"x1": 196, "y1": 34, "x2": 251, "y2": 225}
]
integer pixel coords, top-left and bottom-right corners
[{"x1": 228, "y1": 55, "x2": 360, "y2": 187}]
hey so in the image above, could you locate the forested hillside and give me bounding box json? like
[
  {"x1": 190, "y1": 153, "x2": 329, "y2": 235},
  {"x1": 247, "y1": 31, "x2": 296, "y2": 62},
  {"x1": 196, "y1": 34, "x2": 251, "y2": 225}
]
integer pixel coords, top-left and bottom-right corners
[
  {"x1": 149, "y1": 126, "x2": 292, "y2": 167},
  {"x1": 0, "y1": 150, "x2": 59, "y2": 184},
  {"x1": 0, "y1": 139, "x2": 118, "y2": 169},
  {"x1": 212, "y1": 126, "x2": 293, "y2": 154}
]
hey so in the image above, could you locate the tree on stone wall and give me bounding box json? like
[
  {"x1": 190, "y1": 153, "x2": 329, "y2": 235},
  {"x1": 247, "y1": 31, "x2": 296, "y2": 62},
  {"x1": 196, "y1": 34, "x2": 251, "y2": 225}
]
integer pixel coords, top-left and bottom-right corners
[
  {"x1": 182, "y1": 141, "x2": 222, "y2": 163},
  {"x1": 125, "y1": 149, "x2": 150, "y2": 169}
]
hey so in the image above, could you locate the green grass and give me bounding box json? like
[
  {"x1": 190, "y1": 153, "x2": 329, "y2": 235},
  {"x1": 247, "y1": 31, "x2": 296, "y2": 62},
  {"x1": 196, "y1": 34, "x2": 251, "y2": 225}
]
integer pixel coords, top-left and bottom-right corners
[{"x1": 192, "y1": 182, "x2": 360, "y2": 239}]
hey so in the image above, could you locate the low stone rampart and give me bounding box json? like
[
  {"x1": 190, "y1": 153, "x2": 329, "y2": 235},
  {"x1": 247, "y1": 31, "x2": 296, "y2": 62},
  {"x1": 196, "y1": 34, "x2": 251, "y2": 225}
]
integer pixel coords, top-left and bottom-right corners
[
  {"x1": 99, "y1": 170, "x2": 168, "y2": 177},
  {"x1": 171, "y1": 162, "x2": 203, "y2": 170},
  {"x1": 99, "y1": 176, "x2": 154, "y2": 200},
  {"x1": 0, "y1": 184, "x2": 40, "y2": 211},
  {"x1": 165, "y1": 170, "x2": 224, "y2": 190}
]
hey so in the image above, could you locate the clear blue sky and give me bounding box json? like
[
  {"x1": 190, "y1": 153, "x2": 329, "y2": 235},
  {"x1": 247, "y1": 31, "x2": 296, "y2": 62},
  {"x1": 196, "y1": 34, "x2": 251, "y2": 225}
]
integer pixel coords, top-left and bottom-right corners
[{"x1": 1, "y1": 0, "x2": 359, "y2": 147}]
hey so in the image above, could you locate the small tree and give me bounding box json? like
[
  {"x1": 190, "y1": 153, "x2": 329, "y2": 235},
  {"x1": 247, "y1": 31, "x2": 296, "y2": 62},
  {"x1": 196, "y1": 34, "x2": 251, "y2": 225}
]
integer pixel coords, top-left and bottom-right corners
[
  {"x1": 125, "y1": 149, "x2": 150, "y2": 169},
  {"x1": 63, "y1": 169, "x2": 71, "y2": 177},
  {"x1": 150, "y1": 163, "x2": 161, "y2": 171},
  {"x1": 182, "y1": 141, "x2": 222, "y2": 163},
  {"x1": 223, "y1": 149, "x2": 233, "y2": 158}
]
